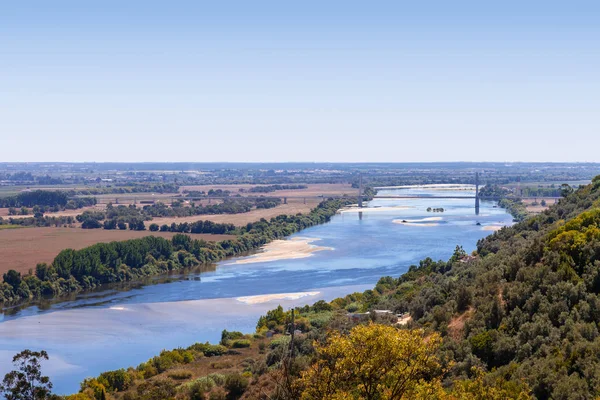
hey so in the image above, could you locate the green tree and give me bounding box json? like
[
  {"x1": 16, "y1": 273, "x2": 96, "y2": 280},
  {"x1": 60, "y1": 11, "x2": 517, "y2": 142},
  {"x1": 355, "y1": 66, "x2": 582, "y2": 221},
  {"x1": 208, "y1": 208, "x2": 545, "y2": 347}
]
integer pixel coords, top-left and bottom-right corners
[
  {"x1": 3, "y1": 270, "x2": 22, "y2": 289},
  {"x1": 0, "y1": 350, "x2": 53, "y2": 400}
]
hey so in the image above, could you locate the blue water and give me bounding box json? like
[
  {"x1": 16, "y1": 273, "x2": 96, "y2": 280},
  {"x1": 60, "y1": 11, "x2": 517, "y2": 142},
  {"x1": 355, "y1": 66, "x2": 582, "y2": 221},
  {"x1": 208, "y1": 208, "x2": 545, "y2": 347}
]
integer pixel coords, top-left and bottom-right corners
[{"x1": 0, "y1": 187, "x2": 512, "y2": 394}]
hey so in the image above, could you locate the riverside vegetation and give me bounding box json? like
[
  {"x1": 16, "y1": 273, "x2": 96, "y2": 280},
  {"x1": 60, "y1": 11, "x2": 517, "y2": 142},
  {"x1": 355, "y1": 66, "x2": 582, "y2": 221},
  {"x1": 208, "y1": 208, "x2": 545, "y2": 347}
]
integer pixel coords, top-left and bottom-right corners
[
  {"x1": 0, "y1": 198, "x2": 354, "y2": 305},
  {"x1": 5, "y1": 175, "x2": 600, "y2": 399}
]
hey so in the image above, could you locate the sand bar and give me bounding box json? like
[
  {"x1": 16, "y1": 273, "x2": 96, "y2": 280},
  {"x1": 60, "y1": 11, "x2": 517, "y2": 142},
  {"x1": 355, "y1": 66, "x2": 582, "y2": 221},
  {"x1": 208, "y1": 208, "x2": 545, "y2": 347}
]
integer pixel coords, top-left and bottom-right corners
[
  {"x1": 482, "y1": 225, "x2": 504, "y2": 231},
  {"x1": 393, "y1": 216, "x2": 443, "y2": 227},
  {"x1": 236, "y1": 291, "x2": 320, "y2": 305},
  {"x1": 233, "y1": 237, "x2": 332, "y2": 265}
]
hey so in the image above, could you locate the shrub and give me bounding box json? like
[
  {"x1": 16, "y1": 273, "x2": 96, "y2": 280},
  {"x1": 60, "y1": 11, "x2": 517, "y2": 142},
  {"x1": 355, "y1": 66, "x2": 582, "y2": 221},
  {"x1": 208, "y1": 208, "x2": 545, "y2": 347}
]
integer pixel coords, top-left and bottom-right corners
[
  {"x1": 224, "y1": 373, "x2": 249, "y2": 400},
  {"x1": 98, "y1": 368, "x2": 132, "y2": 392},
  {"x1": 231, "y1": 339, "x2": 251, "y2": 349},
  {"x1": 207, "y1": 373, "x2": 226, "y2": 386},
  {"x1": 210, "y1": 360, "x2": 234, "y2": 369},
  {"x1": 168, "y1": 369, "x2": 193, "y2": 380}
]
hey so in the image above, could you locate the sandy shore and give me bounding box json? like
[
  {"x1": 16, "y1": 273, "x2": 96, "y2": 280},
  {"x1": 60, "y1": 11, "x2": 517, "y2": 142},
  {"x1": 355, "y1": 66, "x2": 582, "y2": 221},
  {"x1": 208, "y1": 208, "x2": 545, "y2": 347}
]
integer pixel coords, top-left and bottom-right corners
[
  {"x1": 236, "y1": 291, "x2": 320, "y2": 305},
  {"x1": 233, "y1": 237, "x2": 332, "y2": 265},
  {"x1": 482, "y1": 225, "x2": 504, "y2": 231}
]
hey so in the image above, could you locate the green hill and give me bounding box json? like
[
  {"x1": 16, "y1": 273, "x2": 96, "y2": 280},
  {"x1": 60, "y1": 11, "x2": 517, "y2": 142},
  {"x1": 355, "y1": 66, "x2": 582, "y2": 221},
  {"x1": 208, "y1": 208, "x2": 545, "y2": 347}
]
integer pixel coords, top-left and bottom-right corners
[{"x1": 335, "y1": 174, "x2": 600, "y2": 398}]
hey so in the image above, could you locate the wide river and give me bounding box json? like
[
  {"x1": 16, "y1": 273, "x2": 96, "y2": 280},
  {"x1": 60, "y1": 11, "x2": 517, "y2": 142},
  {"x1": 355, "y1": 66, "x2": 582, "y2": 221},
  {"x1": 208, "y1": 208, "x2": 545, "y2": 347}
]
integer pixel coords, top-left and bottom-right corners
[{"x1": 0, "y1": 186, "x2": 512, "y2": 394}]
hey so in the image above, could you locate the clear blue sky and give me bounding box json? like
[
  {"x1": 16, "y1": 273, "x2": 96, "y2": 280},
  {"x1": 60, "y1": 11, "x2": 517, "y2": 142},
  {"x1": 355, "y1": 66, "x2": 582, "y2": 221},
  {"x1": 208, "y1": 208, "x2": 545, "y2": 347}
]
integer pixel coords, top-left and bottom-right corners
[{"x1": 1, "y1": 1, "x2": 598, "y2": 162}]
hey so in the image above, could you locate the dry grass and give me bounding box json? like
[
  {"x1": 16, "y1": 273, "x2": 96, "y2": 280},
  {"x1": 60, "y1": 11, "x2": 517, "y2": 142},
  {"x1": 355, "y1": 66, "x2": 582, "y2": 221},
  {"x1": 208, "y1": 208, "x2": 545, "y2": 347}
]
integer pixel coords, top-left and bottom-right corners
[
  {"x1": 117, "y1": 338, "x2": 269, "y2": 399},
  {"x1": 523, "y1": 197, "x2": 557, "y2": 214},
  {"x1": 0, "y1": 228, "x2": 232, "y2": 275},
  {"x1": 149, "y1": 198, "x2": 321, "y2": 227},
  {"x1": 448, "y1": 307, "x2": 474, "y2": 341}
]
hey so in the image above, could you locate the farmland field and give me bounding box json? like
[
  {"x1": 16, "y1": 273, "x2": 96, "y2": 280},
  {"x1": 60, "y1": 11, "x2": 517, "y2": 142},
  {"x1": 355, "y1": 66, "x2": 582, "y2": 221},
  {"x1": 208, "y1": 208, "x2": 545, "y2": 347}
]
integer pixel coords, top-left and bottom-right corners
[{"x1": 0, "y1": 228, "x2": 232, "y2": 275}]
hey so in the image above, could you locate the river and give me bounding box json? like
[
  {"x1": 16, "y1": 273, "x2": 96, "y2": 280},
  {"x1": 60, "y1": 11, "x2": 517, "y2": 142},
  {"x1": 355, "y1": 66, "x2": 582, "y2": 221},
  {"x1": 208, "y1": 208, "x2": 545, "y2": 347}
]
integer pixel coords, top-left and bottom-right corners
[{"x1": 0, "y1": 186, "x2": 512, "y2": 394}]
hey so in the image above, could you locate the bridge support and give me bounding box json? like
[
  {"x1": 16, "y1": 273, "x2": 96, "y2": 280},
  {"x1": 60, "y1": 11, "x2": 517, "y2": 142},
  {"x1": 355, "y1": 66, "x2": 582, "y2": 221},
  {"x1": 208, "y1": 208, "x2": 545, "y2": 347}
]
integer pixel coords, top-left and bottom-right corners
[
  {"x1": 475, "y1": 172, "x2": 480, "y2": 215},
  {"x1": 358, "y1": 175, "x2": 363, "y2": 208}
]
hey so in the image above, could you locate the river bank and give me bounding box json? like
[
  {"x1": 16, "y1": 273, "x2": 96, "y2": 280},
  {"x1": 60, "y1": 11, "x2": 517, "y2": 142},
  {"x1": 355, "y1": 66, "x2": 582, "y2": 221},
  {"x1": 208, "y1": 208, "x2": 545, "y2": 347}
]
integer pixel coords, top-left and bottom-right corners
[{"x1": 0, "y1": 187, "x2": 513, "y2": 394}]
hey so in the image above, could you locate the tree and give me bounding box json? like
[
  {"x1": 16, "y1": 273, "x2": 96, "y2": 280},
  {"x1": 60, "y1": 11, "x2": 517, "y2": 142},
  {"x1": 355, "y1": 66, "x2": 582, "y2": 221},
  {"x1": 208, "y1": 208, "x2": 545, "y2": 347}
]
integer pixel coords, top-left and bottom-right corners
[
  {"x1": 299, "y1": 324, "x2": 441, "y2": 400},
  {"x1": 0, "y1": 350, "x2": 53, "y2": 400},
  {"x1": 449, "y1": 245, "x2": 467, "y2": 263},
  {"x1": 3, "y1": 270, "x2": 22, "y2": 289},
  {"x1": 560, "y1": 183, "x2": 573, "y2": 197},
  {"x1": 149, "y1": 223, "x2": 159, "y2": 232},
  {"x1": 224, "y1": 373, "x2": 248, "y2": 400}
]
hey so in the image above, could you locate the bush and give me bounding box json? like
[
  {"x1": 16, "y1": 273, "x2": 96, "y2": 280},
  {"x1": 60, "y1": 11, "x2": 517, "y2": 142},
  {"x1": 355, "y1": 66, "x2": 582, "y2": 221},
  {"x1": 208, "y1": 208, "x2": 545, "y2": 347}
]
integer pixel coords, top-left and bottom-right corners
[
  {"x1": 207, "y1": 373, "x2": 226, "y2": 386},
  {"x1": 98, "y1": 368, "x2": 132, "y2": 392},
  {"x1": 189, "y1": 343, "x2": 228, "y2": 357},
  {"x1": 168, "y1": 369, "x2": 193, "y2": 380},
  {"x1": 224, "y1": 373, "x2": 249, "y2": 400},
  {"x1": 210, "y1": 360, "x2": 233, "y2": 369},
  {"x1": 231, "y1": 339, "x2": 251, "y2": 349}
]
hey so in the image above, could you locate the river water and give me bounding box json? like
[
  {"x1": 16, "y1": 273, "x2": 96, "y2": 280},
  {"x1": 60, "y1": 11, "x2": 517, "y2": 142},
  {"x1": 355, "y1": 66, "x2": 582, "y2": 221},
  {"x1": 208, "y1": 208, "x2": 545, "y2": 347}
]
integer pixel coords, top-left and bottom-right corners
[{"x1": 0, "y1": 186, "x2": 512, "y2": 394}]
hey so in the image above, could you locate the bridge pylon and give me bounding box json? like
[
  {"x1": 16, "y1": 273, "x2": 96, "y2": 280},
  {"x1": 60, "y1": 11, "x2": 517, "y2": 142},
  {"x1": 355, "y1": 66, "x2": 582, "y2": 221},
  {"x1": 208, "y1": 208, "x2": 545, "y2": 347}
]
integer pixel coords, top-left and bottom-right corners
[
  {"x1": 358, "y1": 175, "x2": 363, "y2": 208},
  {"x1": 475, "y1": 172, "x2": 480, "y2": 215}
]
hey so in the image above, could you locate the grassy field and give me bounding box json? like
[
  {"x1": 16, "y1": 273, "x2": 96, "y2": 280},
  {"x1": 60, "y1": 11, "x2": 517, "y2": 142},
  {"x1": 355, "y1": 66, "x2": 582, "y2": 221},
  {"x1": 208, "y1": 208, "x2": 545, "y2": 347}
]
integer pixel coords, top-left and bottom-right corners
[
  {"x1": 0, "y1": 224, "x2": 24, "y2": 230},
  {"x1": 0, "y1": 228, "x2": 233, "y2": 275}
]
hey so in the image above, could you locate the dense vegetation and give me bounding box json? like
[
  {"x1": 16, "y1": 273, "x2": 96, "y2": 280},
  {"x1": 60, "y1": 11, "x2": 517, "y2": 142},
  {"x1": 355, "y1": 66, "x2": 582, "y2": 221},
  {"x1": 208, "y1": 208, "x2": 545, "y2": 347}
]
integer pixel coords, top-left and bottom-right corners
[
  {"x1": 0, "y1": 198, "x2": 352, "y2": 305},
  {"x1": 0, "y1": 215, "x2": 76, "y2": 228},
  {"x1": 0, "y1": 190, "x2": 96, "y2": 210},
  {"x1": 306, "y1": 175, "x2": 600, "y2": 399},
  {"x1": 245, "y1": 185, "x2": 307, "y2": 193}
]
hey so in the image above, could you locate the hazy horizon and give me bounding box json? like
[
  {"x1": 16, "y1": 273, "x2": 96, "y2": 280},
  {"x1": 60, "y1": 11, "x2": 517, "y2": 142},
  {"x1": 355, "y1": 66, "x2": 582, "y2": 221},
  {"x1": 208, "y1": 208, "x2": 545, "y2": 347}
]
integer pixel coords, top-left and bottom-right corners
[{"x1": 2, "y1": 1, "x2": 599, "y2": 163}]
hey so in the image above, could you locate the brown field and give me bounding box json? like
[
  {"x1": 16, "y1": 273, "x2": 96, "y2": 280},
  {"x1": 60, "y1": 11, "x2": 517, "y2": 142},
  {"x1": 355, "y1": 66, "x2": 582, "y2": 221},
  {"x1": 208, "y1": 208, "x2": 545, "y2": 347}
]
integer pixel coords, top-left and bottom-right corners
[
  {"x1": 149, "y1": 198, "x2": 321, "y2": 227},
  {"x1": 0, "y1": 228, "x2": 232, "y2": 275},
  {"x1": 523, "y1": 197, "x2": 557, "y2": 213}
]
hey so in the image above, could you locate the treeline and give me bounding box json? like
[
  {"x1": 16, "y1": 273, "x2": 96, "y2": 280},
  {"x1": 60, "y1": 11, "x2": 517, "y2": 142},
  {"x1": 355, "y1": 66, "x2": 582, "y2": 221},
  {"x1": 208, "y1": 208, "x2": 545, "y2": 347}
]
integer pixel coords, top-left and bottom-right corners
[
  {"x1": 0, "y1": 215, "x2": 75, "y2": 228},
  {"x1": 77, "y1": 198, "x2": 282, "y2": 230},
  {"x1": 149, "y1": 220, "x2": 237, "y2": 234},
  {"x1": 479, "y1": 184, "x2": 510, "y2": 198},
  {"x1": 245, "y1": 184, "x2": 307, "y2": 193},
  {"x1": 0, "y1": 190, "x2": 96, "y2": 210},
  {"x1": 0, "y1": 198, "x2": 352, "y2": 305},
  {"x1": 67, "y1": 183, "x2": 180, "y2": 195}
]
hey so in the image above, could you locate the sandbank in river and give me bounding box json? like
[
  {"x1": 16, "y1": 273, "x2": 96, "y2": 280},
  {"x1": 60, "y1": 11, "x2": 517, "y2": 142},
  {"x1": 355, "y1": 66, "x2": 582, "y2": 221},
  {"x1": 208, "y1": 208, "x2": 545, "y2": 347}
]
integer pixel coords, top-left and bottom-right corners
[{"x1": 232, "y1": 237, "x2": 332, "y2": 265}]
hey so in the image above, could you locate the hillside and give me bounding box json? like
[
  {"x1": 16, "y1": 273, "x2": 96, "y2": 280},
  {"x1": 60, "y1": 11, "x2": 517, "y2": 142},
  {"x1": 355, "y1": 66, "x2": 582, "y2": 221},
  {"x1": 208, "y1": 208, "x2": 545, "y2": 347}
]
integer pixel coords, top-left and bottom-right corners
[{"x1": 327, "y1": 174, "x2": 600, "y2": 398}]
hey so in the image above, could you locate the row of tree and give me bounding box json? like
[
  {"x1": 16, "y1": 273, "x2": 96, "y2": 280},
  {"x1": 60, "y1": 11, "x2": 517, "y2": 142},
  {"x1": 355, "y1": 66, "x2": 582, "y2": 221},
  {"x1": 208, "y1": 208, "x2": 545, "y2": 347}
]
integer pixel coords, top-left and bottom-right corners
[{"x1": 0, "y1": 190, "x2": 95, "y2": 209}]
